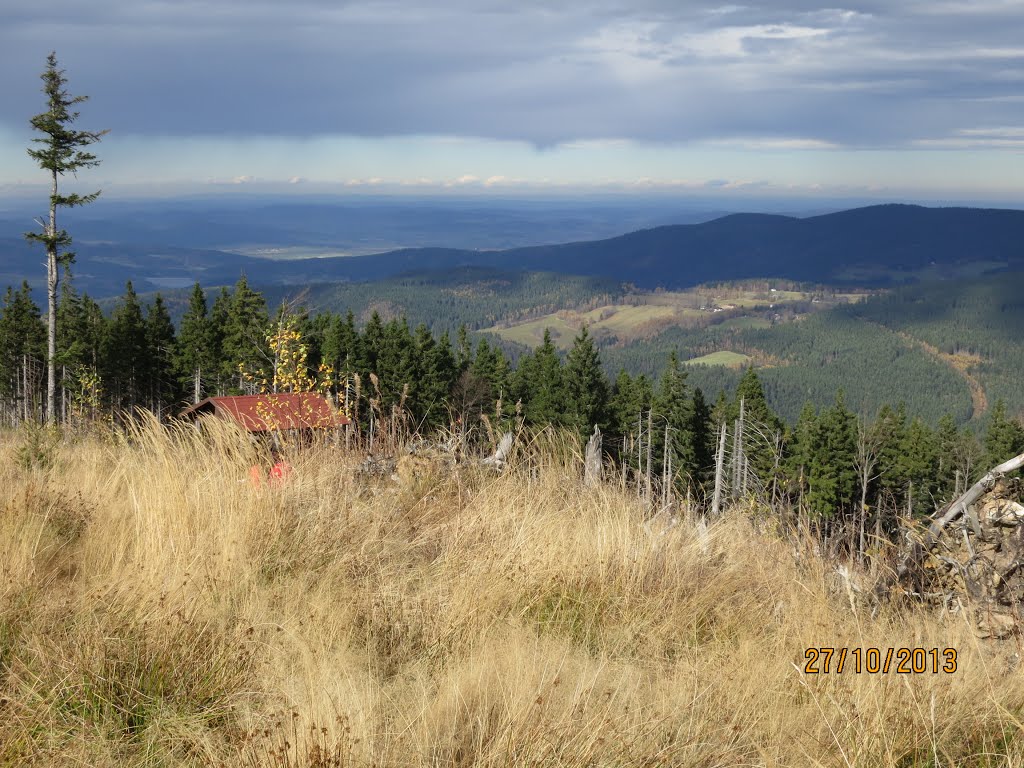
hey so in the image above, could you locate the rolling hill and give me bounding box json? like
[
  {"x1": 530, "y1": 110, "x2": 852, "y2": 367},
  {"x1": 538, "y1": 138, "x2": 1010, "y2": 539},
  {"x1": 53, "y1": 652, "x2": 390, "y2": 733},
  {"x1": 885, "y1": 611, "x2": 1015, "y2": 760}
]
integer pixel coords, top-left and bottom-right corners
[{"x1": 2, "y1": 203, "x2": 1023, "y2": 299}]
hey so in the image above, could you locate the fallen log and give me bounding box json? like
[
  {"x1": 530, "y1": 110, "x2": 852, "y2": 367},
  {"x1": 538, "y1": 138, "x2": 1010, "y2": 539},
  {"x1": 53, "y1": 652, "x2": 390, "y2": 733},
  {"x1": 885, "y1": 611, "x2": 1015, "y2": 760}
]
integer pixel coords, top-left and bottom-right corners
[{"x1": 897, "y1": 450, "x2": 1024, "y2": 584}]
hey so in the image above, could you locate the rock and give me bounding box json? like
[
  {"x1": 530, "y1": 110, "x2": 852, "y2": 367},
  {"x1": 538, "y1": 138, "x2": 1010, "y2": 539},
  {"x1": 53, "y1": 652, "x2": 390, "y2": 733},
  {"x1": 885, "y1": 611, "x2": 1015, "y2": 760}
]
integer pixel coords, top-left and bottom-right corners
[
  {"x1": 977, "y1": 609, "x2": 1018, "y2": 639},
  {"x1": 981, "y1": 499, "x2": 1024, "y2": 527}
]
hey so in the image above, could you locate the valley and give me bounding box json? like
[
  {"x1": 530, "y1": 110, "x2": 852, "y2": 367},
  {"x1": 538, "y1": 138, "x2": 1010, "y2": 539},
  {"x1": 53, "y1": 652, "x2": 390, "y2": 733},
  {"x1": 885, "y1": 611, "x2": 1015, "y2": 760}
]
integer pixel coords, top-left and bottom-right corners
[{"x1": 4, "y1": 199, "x2": 1024, "y2": 427}]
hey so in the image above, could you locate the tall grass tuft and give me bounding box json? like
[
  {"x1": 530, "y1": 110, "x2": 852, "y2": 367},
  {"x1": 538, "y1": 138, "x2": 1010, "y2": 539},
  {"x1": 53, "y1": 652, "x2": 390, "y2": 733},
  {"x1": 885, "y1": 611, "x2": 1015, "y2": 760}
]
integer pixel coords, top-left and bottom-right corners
[{"x1": 0, "y1": 418, "x2": 1022, "y2": 766}]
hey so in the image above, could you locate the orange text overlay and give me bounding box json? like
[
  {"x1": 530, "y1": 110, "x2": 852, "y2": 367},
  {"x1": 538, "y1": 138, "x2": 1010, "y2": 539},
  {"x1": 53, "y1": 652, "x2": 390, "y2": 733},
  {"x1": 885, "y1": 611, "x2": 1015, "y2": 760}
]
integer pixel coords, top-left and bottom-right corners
[{"x1": 803, "y1": 648, "x2": 957, "y2": 674}]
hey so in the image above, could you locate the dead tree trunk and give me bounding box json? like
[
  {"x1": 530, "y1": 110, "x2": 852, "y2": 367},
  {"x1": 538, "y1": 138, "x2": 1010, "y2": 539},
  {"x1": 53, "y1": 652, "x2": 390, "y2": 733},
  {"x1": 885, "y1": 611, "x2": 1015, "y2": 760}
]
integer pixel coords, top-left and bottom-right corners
[
  {"x1": 712, "y1": 421, "x2": 728, "y2": 515},
  {"x1": 584, "y1": 425, "x2": 602, "y2": 487},
  {"x1": 630, "y1": 411, "x2": 638, "y2": 501},
  {"x1": 662, "y1": 421, "x2": 670, "y2": 506},
  {"x1": 646, "y1": 409, "x2": 653, "y2": 506}
]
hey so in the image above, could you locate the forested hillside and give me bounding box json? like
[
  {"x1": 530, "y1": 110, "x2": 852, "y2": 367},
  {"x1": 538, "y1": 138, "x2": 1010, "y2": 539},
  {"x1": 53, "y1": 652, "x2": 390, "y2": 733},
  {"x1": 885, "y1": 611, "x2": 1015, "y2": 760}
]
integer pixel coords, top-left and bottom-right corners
[
  {"x1": 4, "y1": 273, "x2": 1024, "y2": 536},
  {"x1": 601, "y1": 271, "x2": 1024, "y2": 425},
  {"x1": 3, "y1": 204, "x2": 1023, "y2": 299}
]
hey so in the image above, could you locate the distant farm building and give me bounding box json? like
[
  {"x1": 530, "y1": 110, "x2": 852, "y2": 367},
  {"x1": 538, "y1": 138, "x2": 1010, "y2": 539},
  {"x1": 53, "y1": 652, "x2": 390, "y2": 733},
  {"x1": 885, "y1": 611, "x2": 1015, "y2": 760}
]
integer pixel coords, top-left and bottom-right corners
[{"x1": 179, "y1": 393, "x2": 349, "y2": 432}]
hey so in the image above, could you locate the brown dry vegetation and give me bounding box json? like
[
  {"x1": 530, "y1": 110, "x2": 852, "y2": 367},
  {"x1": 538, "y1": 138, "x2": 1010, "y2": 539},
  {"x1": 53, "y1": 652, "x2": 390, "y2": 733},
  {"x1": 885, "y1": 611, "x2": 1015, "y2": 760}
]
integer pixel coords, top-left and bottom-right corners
[{"x1": 2, "y1": 419, "x2": 1024, "y2": 767}]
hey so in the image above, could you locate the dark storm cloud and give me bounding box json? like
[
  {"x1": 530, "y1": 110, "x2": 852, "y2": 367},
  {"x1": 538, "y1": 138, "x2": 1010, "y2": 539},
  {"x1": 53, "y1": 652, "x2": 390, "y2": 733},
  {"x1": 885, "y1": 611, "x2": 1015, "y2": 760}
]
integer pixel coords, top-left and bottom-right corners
[{"x1": 1, "y1": 0, "x2": 1022, "y2": 147}]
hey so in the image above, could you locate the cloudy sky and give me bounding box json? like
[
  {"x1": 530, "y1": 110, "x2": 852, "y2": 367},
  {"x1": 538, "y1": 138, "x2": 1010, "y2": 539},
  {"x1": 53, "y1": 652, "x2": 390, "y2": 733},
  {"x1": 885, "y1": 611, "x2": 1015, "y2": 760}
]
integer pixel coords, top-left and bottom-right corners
[{"x1": 1, "y1": 0, "x2": 1023, "y2": 200}]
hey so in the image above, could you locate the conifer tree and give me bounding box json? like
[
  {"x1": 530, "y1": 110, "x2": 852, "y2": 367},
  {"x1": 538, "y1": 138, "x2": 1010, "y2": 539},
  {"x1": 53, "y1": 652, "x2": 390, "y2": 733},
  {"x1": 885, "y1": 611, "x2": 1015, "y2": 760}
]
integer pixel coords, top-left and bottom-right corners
[
  {"x1": 57, "y1": 284, "x2": 104, "y2": 421},
  {"x1": 726, "y1": 367, "x2": 783, "y2": 490},
  {"x1": 689, "y1": 387, "x2": 715, "y2": 490},
  {"x1": 55, "y1": 271, "x2": 104, "y2": 380},
  {"x1": 806, "y1": 391, "x2": 857, "y2": 519},
  {"x1": 208, "y1": 287, "x2": 231, "y2": 396},
  {"x1": 608, "y1": 370, "x2": 650, "y2": 439},
  {"x1": 607, "y1": 369, "x2": 653, "y2": 465},
  {"x1": 361, "y1": 311, "x2": 385, "y2": 378},
  {"x1": 650, "y1": 351, "x2": 696, "y2": 490},
  {"x1": 935, "y1": 414, "x2": 979, "y2": 501},
  {"x1": 145, "y1": 294, "x2": 178, "y2": 415},
  {"x1": 103, "y1": 281, "x2": 147, "y2": 412},
  {"x1": 220, "y1": 275, "x2": 269, "y2": 393},
  {"x1": 322, "y1": 309, "x2": 361, "y2": 378},
  {"x1": 563, "y1": 326, "x2": 609, "y2": 436},
  {"x1": 376, "y1": 317, "x2": 417, "y2": 410},
  {"x1": 983, "y1": 399, "x2": 1024, "y2": 474},
  {"x1": 470, "y1": 337, "x2": 512, "y2": 417},
  {"x1": 417, "y1": 327, "x2": 454, "y2": 426},
  {"x1": 25, "y1": 52, "x2": 106, "y2": 424},
  {"x1": 873, "y1": 402, "x2": 909, "y2": 511},
  {"x1": 455, "y1": 324, "x2": 473, "y2": 374},
  {"x1": 0, "y1": 282, "x2": 47, "y2": 420},
  {"x1": 900, "y1": 416, "x2": 940, "y2": 513},
  {"x1": 174, "y1": 283, "x2": 213, "y2": 403},
  {"x1": 787, "y1": 401, "x2": 818, "y2": 503},
  {"x1": 516, "y1": 329, "x2": 565, "y2": 426}
]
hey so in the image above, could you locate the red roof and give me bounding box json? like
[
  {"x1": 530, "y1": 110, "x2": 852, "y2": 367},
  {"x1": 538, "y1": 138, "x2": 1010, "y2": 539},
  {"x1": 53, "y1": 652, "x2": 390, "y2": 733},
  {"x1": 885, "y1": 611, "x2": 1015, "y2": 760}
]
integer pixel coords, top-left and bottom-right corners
[{"x1": 179, "y1": 393, "x2": 349, "y2": 432}]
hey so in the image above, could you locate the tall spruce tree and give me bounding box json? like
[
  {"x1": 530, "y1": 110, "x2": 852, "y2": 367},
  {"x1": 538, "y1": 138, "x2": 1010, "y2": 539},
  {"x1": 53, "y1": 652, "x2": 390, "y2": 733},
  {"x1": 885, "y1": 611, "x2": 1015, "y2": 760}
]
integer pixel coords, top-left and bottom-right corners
[
  {"x1": 174, "y1": 283, "x2": 213, "y2": 403},
  {"x1": 900, "y1": 416, "x2": 940, "y2": 513},
  {"x1": 416, "y1": 326, "x2": 456, "y2": 428},
  {"x1": 787, "y1": 401, "x2": 818, "y2": 504},
  {"x1": 145, "y1": 295, "x2": 178, "y2": 415},
  {"x1": 220, "y1": 276, "x2": 269, "y2": 393},
  {"x1": 806, "y1": 392, "x2": 857, "y2": 519},
  {"x1": 322, "y1": 309, "x2": 361, "y2": 378},
  {"x1": 377, "y1": 318, "x2": 417, "y2": 410},
  {"x1": 650, "y1": 351, "x2": 696, "y2": 491},
  {"x1": 455, "y1": 324, "x2": 473, "y2": 374},
  {"x1": 690, "y1": 387, "x2": 715, "y2": 491},
  {"x1": 608, "y1": 370, "x2": 651, "y2": 439},
  {"x1": 361, "y1": 311, "x2": 385, "y2": 378},
  {"x1": 563, "y1": 326, "x2": 609, "y2": 436},
  {"x1": 103, "y1": 281, "x2": 147, "y2": 412},
  {"x1": 208, "y1": 287, "x2": 231, "y2": 395},
  {"x1": 468, "y1": 338, "x2": 497, "y2": 411},
  {"x1": 516, "y1": 329, "x2": 565, "y2": 426},
  {"x1": 25, "y1": 52, "x2": 106, "y2": 425},
  {"x1": 873, "y1": 402, "x2": 910, "y2": 510}
]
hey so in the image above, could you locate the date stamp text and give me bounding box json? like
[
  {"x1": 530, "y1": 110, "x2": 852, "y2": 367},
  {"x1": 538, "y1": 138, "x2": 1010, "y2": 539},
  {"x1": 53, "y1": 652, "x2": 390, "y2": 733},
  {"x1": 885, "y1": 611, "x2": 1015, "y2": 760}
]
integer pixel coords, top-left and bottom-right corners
[{"x1": 803, "y1": 647, "x2": 957, "y2": 674}]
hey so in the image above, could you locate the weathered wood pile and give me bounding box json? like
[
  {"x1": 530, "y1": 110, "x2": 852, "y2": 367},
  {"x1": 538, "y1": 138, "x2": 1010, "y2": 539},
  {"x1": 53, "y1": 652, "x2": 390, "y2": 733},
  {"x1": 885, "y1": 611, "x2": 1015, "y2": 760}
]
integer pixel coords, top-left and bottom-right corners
[
  {"x1": 357, "y1": 432, "x2": 515, "y2": 485},
  {"x1": 899, "y1": 455, "x2": 1024, "y2": 638}
]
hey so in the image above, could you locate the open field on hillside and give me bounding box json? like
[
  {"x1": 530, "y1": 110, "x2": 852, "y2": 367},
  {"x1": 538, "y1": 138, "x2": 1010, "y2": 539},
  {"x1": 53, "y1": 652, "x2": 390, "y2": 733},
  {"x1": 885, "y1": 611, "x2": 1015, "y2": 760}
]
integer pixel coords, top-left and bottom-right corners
[
  {"x1": 1, "y1": 420, "x2": 1023, "y2": 766},
  {"x1": 683, "y1": 350, "x2": 751, "y2": 367},
  {"x1": 485, "y1": 281, "x2": 872, "y2": 350}
]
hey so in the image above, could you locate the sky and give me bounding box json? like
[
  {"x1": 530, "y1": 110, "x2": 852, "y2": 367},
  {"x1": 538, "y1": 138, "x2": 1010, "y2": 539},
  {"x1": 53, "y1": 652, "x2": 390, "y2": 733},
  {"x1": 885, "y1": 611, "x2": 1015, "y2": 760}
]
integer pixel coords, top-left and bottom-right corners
[{"x1": 1, "y1": 0, "x2": 1023, "y2": 202}]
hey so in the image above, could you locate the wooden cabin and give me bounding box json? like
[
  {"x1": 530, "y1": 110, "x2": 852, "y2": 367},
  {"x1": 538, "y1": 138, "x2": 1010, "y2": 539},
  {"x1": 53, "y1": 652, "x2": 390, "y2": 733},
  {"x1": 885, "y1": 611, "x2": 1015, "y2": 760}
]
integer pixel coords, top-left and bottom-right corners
[{"x1": 179, "y1": 393, "x2": 349, "y2": 432}]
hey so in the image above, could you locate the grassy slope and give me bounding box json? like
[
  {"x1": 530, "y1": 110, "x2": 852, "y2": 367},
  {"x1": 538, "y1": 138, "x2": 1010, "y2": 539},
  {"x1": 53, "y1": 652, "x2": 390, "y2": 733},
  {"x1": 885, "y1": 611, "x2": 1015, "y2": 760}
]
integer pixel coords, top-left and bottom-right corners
[
  {"x1": 1, "y1": 421, "x2": 1023, "y2": 766},
  {"x1": 683, "y1": 350, "x2": 751, "y2": 367}
]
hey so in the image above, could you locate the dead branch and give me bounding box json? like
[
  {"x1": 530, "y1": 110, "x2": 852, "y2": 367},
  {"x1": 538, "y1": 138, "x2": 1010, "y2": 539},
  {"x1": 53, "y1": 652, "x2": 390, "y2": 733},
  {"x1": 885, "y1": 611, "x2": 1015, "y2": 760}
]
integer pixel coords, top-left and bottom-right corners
[{"x1": 897, "y1": 450, "x2": 1024, "y2": 582}]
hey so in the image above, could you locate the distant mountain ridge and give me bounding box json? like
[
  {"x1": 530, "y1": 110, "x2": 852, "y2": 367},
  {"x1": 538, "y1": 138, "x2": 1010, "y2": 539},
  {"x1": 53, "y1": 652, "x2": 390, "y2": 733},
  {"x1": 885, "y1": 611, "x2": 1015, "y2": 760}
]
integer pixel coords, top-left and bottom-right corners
[
  {"x1": 2, "y1": 203, "x2": 1023, "y2": 297},
  {"x1": 345, "y1": 204, "x2": 1024, "y2": 288}
]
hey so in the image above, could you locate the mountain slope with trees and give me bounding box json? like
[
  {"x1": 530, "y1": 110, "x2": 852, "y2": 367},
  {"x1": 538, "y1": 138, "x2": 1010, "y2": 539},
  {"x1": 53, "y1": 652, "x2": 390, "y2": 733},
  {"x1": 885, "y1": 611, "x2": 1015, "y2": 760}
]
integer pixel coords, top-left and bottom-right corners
[{"x1": 3, "y1": 204, "x2": 1024, "y2": 299}]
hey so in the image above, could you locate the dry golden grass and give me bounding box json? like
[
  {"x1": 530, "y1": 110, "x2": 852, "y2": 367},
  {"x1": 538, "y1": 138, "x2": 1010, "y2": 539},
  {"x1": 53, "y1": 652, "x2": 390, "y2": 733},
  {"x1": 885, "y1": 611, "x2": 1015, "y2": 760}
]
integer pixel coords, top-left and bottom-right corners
[{"x1": 1, "y1": 417, "x2": 1023, "y2": 767}]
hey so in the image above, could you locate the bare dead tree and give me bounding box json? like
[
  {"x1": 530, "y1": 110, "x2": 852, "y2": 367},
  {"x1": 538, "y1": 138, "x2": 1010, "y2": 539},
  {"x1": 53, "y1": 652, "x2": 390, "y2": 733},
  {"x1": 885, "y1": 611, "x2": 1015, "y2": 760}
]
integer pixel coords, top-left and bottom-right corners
[
  {"x1": 854, "y1": 415, "x2": 883, "y2": 560},
  {"x1": 712, "y1": 421, "x2": 728, "y2": 515}
]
